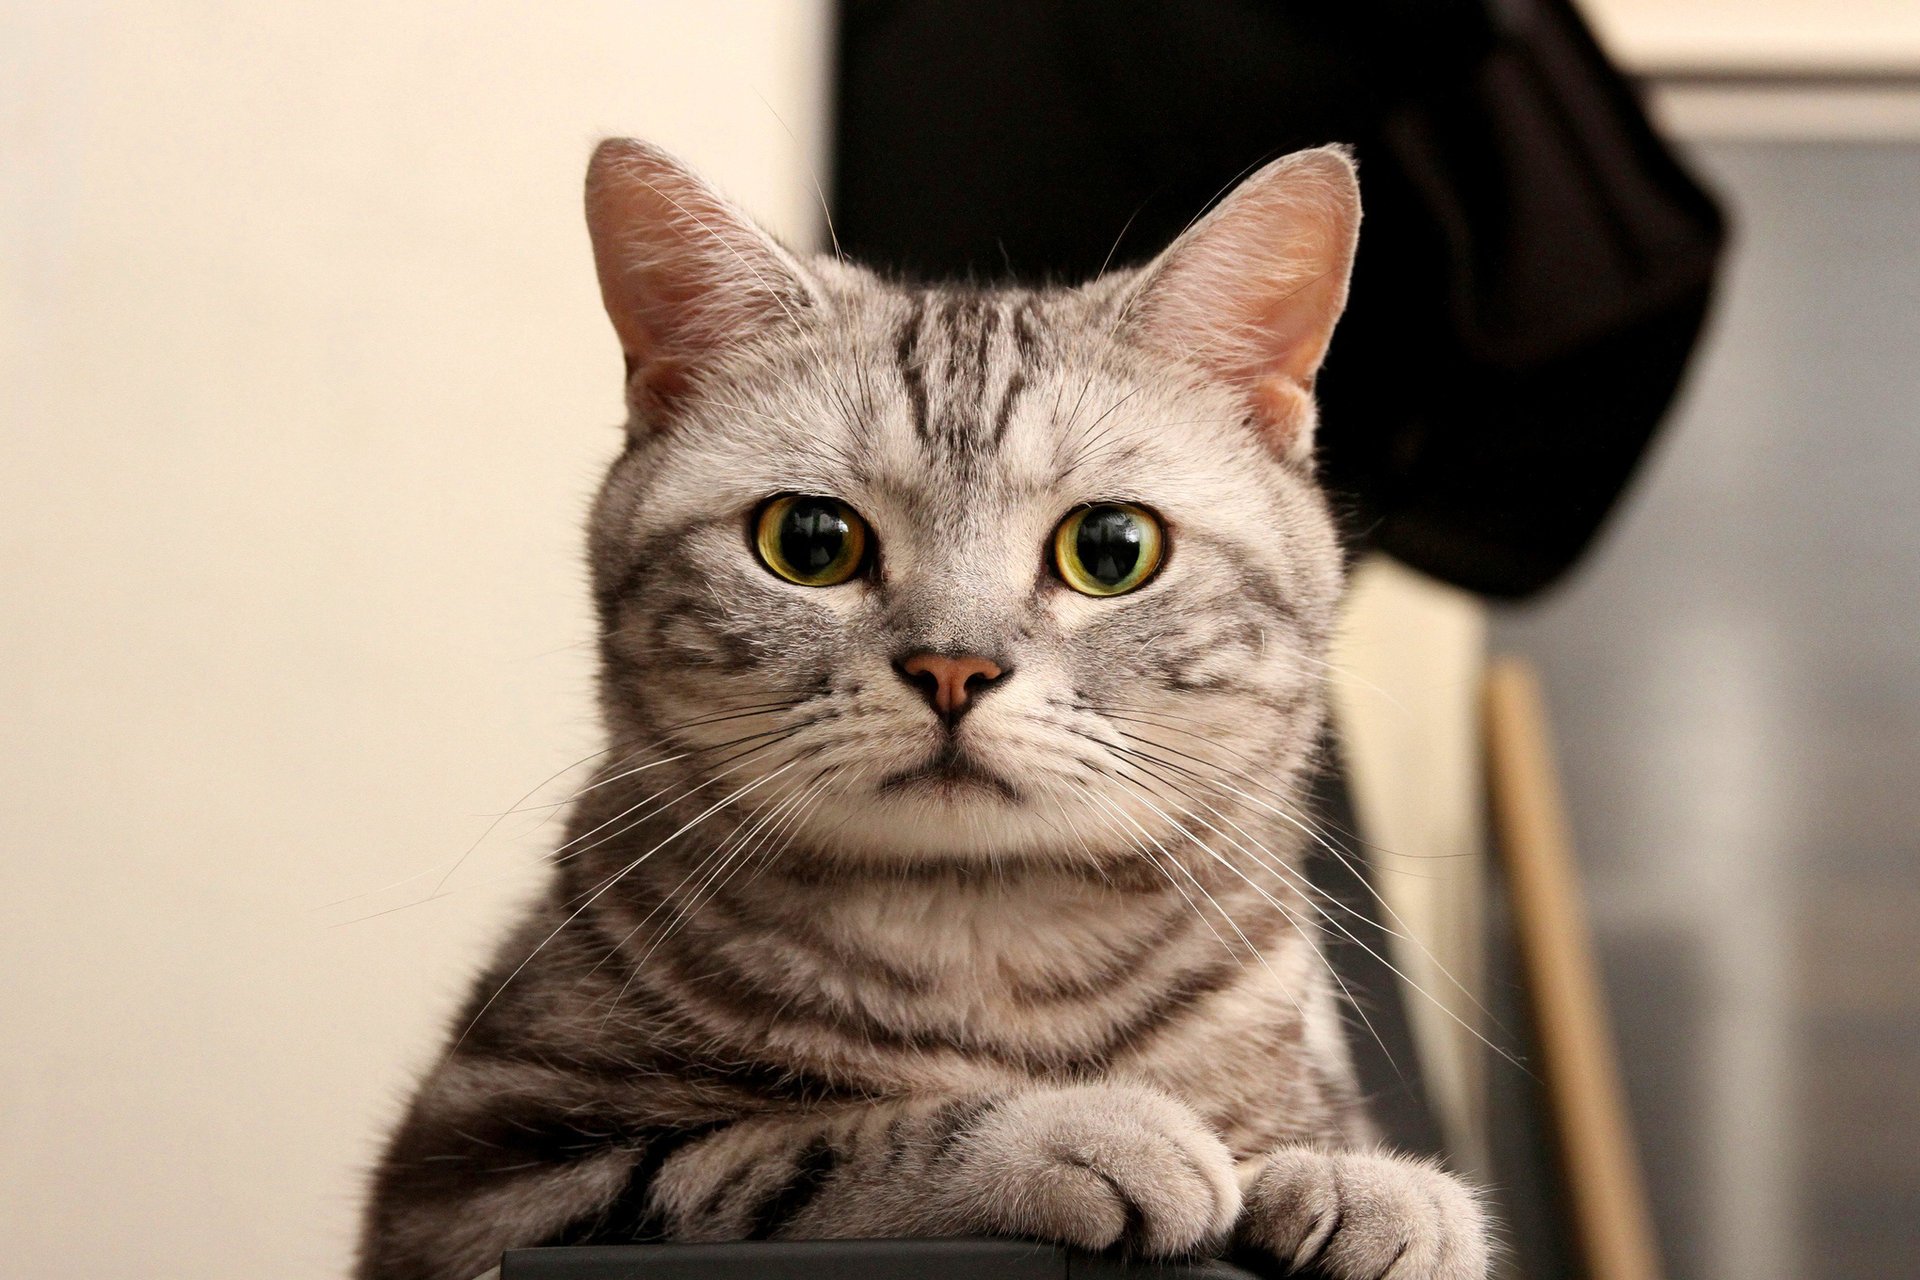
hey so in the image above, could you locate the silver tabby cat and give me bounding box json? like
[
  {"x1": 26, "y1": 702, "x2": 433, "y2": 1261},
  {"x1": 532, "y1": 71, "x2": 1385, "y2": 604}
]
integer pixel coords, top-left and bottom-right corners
[{"x1": 356, "y1": 139, "x2": 1491, "y2": 1280}]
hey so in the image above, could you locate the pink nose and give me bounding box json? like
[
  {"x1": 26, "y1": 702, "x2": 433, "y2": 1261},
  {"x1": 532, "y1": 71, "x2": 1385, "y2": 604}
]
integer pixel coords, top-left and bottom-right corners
[{"x1": 896, "y1": 653, "x2": 1007, "y2": 722}]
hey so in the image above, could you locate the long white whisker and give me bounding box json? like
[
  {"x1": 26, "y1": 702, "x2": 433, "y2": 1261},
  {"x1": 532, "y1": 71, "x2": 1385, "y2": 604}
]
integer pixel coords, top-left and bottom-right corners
[
  {"x1": 453, "y1": 757, "x2": 806, "y2": 1051},
  {"x1": 1083, "y1": 770, "x2": 1318, "y2": 1031},
  {"x1": 1097, "y1": 754, "x2": 1397, "y2": 1071},
  {"x1": 1103, "y1": 741, "x2": 1521, "y2": 1074}
]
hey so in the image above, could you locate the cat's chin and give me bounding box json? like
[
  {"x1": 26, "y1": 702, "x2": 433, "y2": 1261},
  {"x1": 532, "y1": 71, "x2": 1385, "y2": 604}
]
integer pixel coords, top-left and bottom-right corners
[
  {"x1": 782, "y1": 781, "x2": 1151, "y2": 874},
  {"x1": 809, "y1": 783, "x2": 1073, "y2": 866},
  {"x1": 874, "y1": 752, "x2": 1021, "y2": 804}
]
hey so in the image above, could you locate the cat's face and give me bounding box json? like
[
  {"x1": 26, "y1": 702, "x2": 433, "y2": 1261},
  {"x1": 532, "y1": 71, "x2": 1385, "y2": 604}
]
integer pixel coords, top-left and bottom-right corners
[{"x1": 582, "y1": 142, "x2": 1356, "y2": 867}]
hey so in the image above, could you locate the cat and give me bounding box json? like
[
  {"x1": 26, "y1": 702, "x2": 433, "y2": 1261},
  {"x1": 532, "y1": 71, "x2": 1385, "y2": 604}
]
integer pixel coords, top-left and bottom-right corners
[{"x1": 355, "y1": 138, "x2": 1491, "y2": 1280}]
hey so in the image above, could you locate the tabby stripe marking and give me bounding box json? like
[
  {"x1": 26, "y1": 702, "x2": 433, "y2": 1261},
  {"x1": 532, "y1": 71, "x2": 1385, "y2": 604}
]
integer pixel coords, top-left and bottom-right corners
[
  {"x1": 896, "y1": 295, "x2": 931, "y2": 441},
  {"x1": 745, "y1": 1136, "x2": 841, "y2": 1239},
  {"x1": 537, "y1": 1122, "x2": 726, "y2": 1247},
  {"x1": 990, "y1": 368, "x2": 1027, "y2": 448}
]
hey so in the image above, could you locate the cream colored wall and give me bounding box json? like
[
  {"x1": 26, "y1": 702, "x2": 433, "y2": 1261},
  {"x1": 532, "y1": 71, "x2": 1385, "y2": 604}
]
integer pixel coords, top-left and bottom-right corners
[
  {"x1": 1329, "y1": 558, "x2": 1491, "y2": 1179},
  {"x1": 1583, "y1": 0, "x2": 1920, "y2": 72},
  {"x1": 0, "y1": 4, "x2": 830, "y2": 1277},
  {"x1": 1582, "y1": 0, "x2": 1920, "y2": 140}
]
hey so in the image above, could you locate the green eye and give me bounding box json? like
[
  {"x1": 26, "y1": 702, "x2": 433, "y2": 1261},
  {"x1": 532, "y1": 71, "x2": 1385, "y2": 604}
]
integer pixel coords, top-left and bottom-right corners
[
  {"x1": 1054, "y1": 503, "x2": 1165, "y2": 596},
  {"x1": 754, "y1": 495, "x2": 870, "y2": 587}
]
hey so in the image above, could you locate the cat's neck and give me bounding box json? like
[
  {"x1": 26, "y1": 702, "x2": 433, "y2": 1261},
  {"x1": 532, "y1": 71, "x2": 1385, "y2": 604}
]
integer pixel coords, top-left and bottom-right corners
[
  {"x1": 542, "y1": 791, "x2": 1318, "y2": 1087},
  {"x1": 578, "y1": 807, "x2": 1308, "y2": 1003}
]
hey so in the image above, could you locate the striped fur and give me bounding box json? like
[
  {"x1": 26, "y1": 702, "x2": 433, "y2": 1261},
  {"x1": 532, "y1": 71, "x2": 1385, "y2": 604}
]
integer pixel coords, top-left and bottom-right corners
[{"x1": 356, "y1": 141, "x2": 1489, "y2": 1280}]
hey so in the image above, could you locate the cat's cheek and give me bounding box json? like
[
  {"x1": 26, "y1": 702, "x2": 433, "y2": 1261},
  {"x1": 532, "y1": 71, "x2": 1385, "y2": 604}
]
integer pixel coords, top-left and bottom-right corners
[{"x1": 1042, "y1": 584, "x2": 1164, "y2": 666}]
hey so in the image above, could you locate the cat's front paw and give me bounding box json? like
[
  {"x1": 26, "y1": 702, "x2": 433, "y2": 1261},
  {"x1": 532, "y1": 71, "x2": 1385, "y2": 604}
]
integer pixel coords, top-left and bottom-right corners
[
  {"x1": 1236, "y1": 1147, "x2": 1489, "y2": 1280},
  {"x1": 946, "y1": 1083, "x2": 1241, "y2": 1257}
]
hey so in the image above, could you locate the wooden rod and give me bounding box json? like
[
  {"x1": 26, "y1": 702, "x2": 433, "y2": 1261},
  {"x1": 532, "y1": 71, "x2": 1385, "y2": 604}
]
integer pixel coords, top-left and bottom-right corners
[{"x1": 1483, "y1": 659, "x2": 1664, "y2": 1280}]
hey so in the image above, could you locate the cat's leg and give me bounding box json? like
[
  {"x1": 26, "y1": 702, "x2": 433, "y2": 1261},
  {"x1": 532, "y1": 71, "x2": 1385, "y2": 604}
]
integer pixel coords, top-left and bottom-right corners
[
  {"x1": 360, "y1": 1077, "x2": 1240, "y2": 1279},
  {"x1": 1233, "y1": 1147, "x2": 1490, "y2": 1280},
  {"x1": 651, "y1": 1082, "x2": 1242, "y2": 1255},
  {"x1": 356, "y1": 1073, "x2": 717, "y2": 1280}
]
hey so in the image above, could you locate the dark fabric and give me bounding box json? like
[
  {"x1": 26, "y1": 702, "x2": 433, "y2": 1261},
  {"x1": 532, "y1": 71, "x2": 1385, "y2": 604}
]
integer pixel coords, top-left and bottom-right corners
[{"x1": 832, "y1": 0, "x2": 1727, "y2": 597}]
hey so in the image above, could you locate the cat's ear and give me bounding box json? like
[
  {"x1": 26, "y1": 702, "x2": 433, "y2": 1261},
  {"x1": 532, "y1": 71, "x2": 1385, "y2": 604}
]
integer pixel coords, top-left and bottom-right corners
[
  {"x1": 585, "y1": 138, "x2": 815, "y2": 423},
  {"x1": 1125, "y1": 146, "x2": 1360, "y2": 465}
]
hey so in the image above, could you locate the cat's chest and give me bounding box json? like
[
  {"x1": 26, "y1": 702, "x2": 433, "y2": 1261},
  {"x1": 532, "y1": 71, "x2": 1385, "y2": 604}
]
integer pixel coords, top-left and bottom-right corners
[
  {"x1": 768, "y1": 873, "x2": 1211, "y2": 1018},
  {"x1": 690, "y1": 870, "x2": 1325, "y2": 1087},
  {"x1": 821, "y1": 878, "x2": 1175, "y2": 994},
  {"x1": 803, "y1": 891, "x2": 1354, "y2": 1147}
]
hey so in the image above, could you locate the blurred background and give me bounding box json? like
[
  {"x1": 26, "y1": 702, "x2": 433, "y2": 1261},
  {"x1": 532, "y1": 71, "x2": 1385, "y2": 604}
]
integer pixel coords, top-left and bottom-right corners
[
  {"x1": 1492, "y1": 137, "x2": 1920, "y2": 1279},
  {"x1": 2, "y1": 3, "x2": 1915, "y2": 1278}
]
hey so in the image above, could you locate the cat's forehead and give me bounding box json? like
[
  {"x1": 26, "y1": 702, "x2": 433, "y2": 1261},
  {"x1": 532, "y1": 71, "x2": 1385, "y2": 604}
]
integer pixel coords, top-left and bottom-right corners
[
  {"x1": 805, "y1": 282, "x2": 1245, "y2": 498},
  {"x1": 653, "y1": 276, "x2": 1278, "y2": 536},
  {"x1": 859, "y1": 287, "x2": 1073, "y2": 486}
]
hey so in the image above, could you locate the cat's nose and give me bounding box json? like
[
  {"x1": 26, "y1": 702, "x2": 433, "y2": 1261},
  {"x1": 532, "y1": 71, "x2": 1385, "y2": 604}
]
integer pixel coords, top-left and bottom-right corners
[{"x1": 894, "y1": 652, "x2": 1009, "y2": 725}]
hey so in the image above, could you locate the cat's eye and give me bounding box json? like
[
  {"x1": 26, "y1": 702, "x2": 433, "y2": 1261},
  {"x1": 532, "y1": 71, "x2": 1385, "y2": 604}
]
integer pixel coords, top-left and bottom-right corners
[
  {"x1": 754, "y1": 495, "x2": 870, "y2": 587},
  {"x1": 1053, "y1": 503, "x2": 1165, "y2": 597}
]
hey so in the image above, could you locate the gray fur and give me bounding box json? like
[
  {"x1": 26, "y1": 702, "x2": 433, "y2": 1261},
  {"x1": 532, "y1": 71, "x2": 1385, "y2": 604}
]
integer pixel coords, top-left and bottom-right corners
[{"x1": 356, "y1": 140, "x2": 1489, "y2": 1280}]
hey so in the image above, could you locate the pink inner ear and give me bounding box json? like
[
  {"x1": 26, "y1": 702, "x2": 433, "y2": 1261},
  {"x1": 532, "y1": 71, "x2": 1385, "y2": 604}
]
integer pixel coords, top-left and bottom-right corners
[
  {"x1": 1127, "y1": 146, "x2": 1360, "y2": 459},
  {"x1": 1246, "y1": 268, "x2": 1350, "y2": 390},
  {"x1": 585, "y1": 139, "x2": 809, "y2": 417},
  {"x1": 1247, "y1": 376, "x2": 1317, "y2": 459}
]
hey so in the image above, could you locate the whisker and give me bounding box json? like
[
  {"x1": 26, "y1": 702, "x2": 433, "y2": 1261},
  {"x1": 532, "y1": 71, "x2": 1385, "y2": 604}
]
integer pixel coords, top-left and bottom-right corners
[
  {"x1": 588, "y1": 762, "x2": 839, "y2": 1024},
  {"x1": 1101, "y1": 712, "x2": 1507, "y2": 1031},
  {"x1": 1074, "y1": 778, "x2": 1248, "y2": 966},
  {"x1": 419, "y1": 746, "x2": 612, "y2": 898},
  {"x1": 549, "y1": 726, "x2": 812, "y2": 877},
  {"x1": 627, "y1": 764, "x2": 843, "y2": 975},
  {"x1": 452, "y1": 755, "x2": 807, "y2": 1051},
  {"x1": 1086, "y1": 721, "x2": 1521, "y2": 1071},
  {"x1": 1096, "y1": 755, "x2": 1398, "y2": 1073}
]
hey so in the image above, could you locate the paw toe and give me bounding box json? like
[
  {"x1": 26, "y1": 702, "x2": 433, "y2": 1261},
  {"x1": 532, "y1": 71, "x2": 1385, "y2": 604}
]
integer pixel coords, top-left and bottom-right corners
[
  {"x1": 1239, "y1": 1148, "x2": 1489, "y2": 1280},
  {"x1": 954, "y1": 1084, "x2": 1240, "y2": 1257}
]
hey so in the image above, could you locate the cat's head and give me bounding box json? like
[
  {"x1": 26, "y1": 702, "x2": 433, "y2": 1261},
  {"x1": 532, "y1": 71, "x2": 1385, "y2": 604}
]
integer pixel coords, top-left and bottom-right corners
[{"x1": 581, "y1": 139, "x2": 1356, "y2": 868}]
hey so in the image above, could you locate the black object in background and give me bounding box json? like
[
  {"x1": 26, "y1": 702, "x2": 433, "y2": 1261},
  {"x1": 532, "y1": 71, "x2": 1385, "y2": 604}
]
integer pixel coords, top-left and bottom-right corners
[{"x1": 832, "y1": 0, "x2": 1726, "y2": 597}]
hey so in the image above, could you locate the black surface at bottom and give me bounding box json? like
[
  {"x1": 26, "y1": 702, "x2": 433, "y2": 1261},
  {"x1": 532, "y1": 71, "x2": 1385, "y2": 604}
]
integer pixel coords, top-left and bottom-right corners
[{"x1": 500, "y1": 1239, "x2": 1264, "y2": 1279}]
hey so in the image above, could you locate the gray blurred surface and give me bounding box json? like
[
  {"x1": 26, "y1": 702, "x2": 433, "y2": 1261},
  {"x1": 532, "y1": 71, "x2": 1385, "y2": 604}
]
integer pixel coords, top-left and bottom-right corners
[{"x1": 1493, "y1": 141, "x2": 1920, "y2": 1280}]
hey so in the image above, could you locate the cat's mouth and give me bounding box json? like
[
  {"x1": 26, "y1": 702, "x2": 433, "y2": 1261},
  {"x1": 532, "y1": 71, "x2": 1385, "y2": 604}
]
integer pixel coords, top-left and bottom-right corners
[{"x1": 875, "y1": 743, "x2": 1020, "y2": 802}]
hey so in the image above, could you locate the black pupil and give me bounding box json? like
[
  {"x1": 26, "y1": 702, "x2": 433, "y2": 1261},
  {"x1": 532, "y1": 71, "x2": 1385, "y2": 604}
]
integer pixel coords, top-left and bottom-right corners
[
  {"x1": 1075, "y1": 508, "x2": 1142, "y2": 586},
  {"x1": 779, "y1": 499, "x2": 850, "y2": 576}
]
